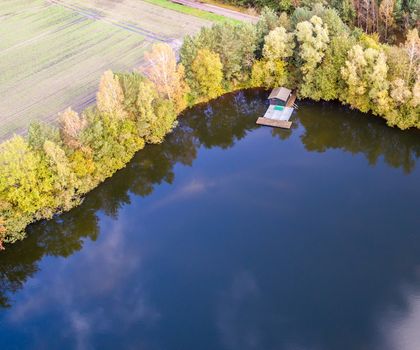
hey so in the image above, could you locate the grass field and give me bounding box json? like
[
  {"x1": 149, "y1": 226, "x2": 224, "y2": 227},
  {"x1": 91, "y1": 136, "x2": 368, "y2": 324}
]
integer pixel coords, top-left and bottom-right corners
[
  {"x1": 143, "y1": 0, "x2": 240, "y2": 24},
  {"x1": 0, "y1": 0, "x2": 212, "y2": 140}
]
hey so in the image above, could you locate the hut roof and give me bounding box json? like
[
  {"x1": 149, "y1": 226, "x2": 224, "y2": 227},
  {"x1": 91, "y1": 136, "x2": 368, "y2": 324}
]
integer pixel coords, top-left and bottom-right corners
[{"x1": 268, "y1": 87, "x2": 291, "y2": 102}]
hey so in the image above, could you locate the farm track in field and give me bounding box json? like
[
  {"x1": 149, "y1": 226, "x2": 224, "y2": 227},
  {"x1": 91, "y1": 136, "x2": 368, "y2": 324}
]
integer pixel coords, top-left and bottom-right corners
[{"x1": 0, "y1": 0, "x2": 211, "y2": 141}]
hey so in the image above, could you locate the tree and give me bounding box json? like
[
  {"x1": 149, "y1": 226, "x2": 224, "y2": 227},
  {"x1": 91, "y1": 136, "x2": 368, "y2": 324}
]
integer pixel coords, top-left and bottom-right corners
[
  {"x1": 341, "y1": 45, "x2": 392, "y2": 115},
  {"x1": 256, "y1": 7, "x2": 280, "y2": 56},
  {"x1": 43, "y1": 140, "x2": 78, "y2": 212},
  {"x1": 395, "y1": 0, "x2": 420, "y2": 30},
  {"x1": 390, "y1": 78, "x2": 412, "y2": 104},
  {"x1": 28, "y1": 122, "x2": 60, "y2": 151},
  {"x1": 0, "y1": 217, "x2": 6, "y2": 249},
  {"x1": 412, "y1": 78, "x2": 420, "y2": 107},
  {"x1": 58, "y1": 107, "x2": 87, "y2": 149},
  {"x1": 404, "y1": 28, "x2": 420, "y2": 84},
  {"x1": 0, "y1": 136, "x2": 54, "y2": 215},
  {"x1": 329, "y1": 0, "x2": 355, "y2": 25},
  {"x1": 142, "y1": 43, "x2": 189, "y2": 112},
  {"x1": 181, "y1": 23, "x2": 257, "y2": 86},
  {"x1": 263, "y1": 27, "x2": 295, "y2": 61},
  {"x1": 251, "y1": 26, "x2": 295, "y2": 88},
  {"x1": 379, "y1": 0, "x2": 395, "y2": 40},
  {"x1": 136, "y1": 79, "x2": 158, "y2": 139},
  {"x1": 115, "y1": 72, "x2": 145, "y2": 119},
  {"x1": 150, "y1": 99, "x2": 177, "y2": 144},
  {"x1": 312, "y1": 34, "x2": 355, "y2": 100},
  {"x1": 278, "y1": 12, "x2": 292, "y2": 30},
  {"x1": 314, "y1": 5, "x2": 348, "y2": 37},
  {"x1": 69, "y1": 149, "x2": 95, "y2": 179},
  {"x1": 173, "y1": 63, "x2": 190, "y2": 112},
  {"x1": 96, "y1": 70, "x2": 126, "y2": 118},
  {"x1": 134, "y1": 78, "x2": 176, "y2": 144},
  {"x1": 191, "y1": 49, "x2": 224, "y2": 100},
  {"x1": 354, "y1": 0, "x2": 379, "y2": 33},
  {"x1": 291, "y1": 7, "x2": 313, "y2": 28},
  {"x1": 251, "y1": 59, "x2": 288, "y2": 87},
  {"x1": 295, "y1": 15, "x2": 330, "y2": 97},
  {"x1": 233, "y1": 23, "x2": 258, "y2": 79},
  {"x1": 180, "y1": 28, "x2": 219, "y2": 80}
]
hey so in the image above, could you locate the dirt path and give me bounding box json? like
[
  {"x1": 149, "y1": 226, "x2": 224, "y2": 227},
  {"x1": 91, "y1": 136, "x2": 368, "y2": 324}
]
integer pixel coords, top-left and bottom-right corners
[{"x1": 172, "y1": 0, "x2": 258, "y2": 23}]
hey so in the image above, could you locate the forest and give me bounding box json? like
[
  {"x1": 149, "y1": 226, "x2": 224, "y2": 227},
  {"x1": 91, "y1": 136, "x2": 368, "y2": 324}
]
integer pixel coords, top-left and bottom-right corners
[
  {"x1": 0, "y1": 2, "x2": 419, "y2": 247},
  {"x1": 219, "y1": 0, "x2": 419, "y2": 42}
]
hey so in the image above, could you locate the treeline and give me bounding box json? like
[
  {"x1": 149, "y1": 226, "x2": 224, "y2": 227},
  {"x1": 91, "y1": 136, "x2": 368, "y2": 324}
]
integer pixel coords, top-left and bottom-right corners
[
  {"x1": 218, "y1": 0, "x2": 419, "y2": 42},
  {"x1": 1, "y1": 3, "x2": 419, "y2": 247}
]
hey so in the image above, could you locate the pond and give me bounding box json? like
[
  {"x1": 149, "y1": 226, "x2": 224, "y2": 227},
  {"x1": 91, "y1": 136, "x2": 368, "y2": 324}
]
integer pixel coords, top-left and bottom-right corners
[{"x1": 1, "y1": 89, "x2": 420, "y2": 350}]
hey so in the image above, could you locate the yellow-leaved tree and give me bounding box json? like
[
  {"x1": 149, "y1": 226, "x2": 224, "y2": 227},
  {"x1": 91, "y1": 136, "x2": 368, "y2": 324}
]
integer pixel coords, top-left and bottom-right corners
[
  {"x1": 191, "y1": 48, "x2": 224, "y2": 101},
  {"x1": 142, "y1": 43, "x2": 190, "y2": 112},
  {"x1": 97, "y1": 70, "x2": 127, "y2": 118}
]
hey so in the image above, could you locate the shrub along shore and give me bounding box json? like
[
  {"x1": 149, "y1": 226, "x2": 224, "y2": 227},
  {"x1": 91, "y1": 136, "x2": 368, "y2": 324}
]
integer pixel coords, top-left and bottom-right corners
[{"x1": 0, "y1": 4, "x2": 419, "y2": 248}]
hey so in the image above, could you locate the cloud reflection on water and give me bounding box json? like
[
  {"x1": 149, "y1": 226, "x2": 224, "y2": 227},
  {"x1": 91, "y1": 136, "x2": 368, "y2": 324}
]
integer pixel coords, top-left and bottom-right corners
[
  {"x1": 378, "y1": 281, "x2": 420, "y2": 350},
  {"x1": 5, "y1": 217, "x2": 159, "y2": 350}
]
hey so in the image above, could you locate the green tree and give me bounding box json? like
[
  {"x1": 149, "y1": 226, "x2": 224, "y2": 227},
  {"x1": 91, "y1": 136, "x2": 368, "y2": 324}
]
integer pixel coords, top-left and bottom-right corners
[
  {"x1": 136, "y1": 79, "x2": 158, "y2": 141},
  {"x1": 295, "y1": 15, "x2": 330, "y2": 97},
  {"x1": 116, "y1": 72, "x2": 145, "y2": 120},
  {"x1": 43, "y1": 140, "x2": 79, "y2": 212},
  {"x1": 330, "y1": 0, "x2": 355, "y2": 25},
  {"x1": 256, "y1": 7, "x2": 280, "y2": 56},
  {"x1": 312, "y1": 34, "x2": 355, "y2": 100},
  {"x1": 28, "y1": 122, "x2": 60, "y2": 151}
]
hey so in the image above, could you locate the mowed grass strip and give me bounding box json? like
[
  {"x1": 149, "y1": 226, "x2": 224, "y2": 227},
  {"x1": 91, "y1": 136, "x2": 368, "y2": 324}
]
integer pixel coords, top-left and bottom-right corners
[
  {"x1": 142, "y1": 0, "x2": 240, "y2": 24},
  {"x1": 0, "y1": 0, "x2": 211, "y2": 140}
]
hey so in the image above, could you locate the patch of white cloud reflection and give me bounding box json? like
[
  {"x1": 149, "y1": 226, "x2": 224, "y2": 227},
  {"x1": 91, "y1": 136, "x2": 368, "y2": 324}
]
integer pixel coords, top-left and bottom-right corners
[
  {"x1": 377, "y1": 284, "x2": 420, "y2": 350},
  {"x1": 5, "y1": 217, "x2": 159, "y2": 350}
]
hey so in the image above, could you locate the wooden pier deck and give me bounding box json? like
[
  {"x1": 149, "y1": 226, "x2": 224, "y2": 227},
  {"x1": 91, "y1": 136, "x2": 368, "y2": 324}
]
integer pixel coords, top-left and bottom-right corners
[
  {"x1": 257, "y1": 90, "x2": 297, "y2": 129},
  {"x1": 256, "y1": 117, "x2": 292, "y2": 129}
]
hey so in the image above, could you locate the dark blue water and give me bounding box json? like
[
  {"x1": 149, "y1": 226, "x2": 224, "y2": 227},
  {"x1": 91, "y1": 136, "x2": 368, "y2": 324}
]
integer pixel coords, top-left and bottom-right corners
[{"x1": 1, "y1": 89, "x2": 420, "y2": 350}]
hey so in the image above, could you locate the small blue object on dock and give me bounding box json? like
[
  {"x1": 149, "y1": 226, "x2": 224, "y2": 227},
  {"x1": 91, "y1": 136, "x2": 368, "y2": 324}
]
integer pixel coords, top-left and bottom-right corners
[{"x1": 256, "y1": 87, "x2": 297, "y2": 129}]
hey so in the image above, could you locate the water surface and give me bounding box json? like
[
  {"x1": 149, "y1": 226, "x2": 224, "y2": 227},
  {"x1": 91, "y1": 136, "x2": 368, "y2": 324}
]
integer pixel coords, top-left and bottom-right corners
[{"x1": 1, "y1": 89, "x2": 420, "y2": 350}]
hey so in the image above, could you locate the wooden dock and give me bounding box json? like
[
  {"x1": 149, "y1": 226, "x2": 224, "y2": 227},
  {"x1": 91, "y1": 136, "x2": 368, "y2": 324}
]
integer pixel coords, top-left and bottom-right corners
[
  {"x1": 256, "y1": 118, "x2": 292, "y2": 129},
  {"x1": 257, "y1": 89, "x2": 297, "y2": 129},
  {"x1": 286, "y1": 93, "x2": 296, "y2": 108}
]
